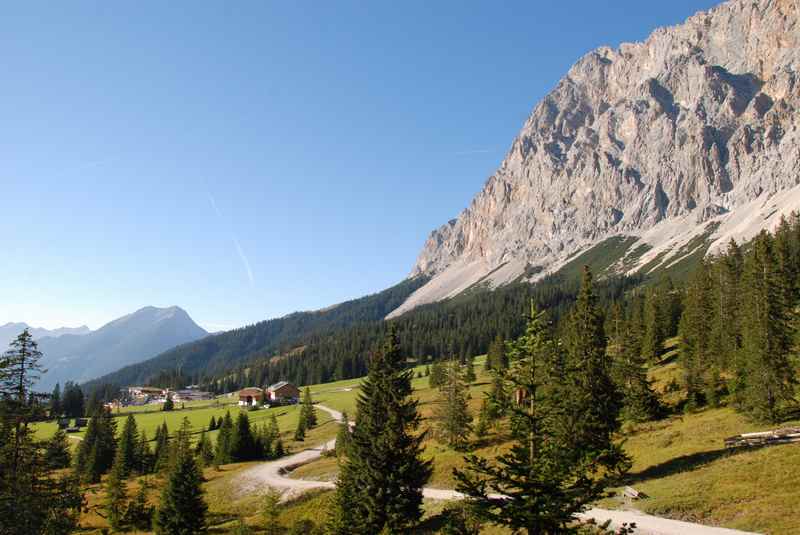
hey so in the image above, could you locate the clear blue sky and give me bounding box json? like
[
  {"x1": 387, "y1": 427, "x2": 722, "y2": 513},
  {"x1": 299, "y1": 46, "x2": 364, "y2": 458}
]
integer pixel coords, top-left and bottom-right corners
[{"x1": 1, "y1": 0, "x2": 717, "y2": 331}]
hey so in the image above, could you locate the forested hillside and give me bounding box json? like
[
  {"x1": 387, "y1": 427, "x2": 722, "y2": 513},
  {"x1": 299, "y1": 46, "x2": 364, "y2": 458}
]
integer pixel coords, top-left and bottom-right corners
[{"x1": 82, "y1": 276, "x2": 428, "y2": 392}]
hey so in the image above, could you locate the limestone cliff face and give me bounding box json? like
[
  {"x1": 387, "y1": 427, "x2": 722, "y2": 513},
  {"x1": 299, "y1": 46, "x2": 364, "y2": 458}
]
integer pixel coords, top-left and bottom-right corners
[{"x1": 389, "y1": 0, "x2": 800, "y2": 318}]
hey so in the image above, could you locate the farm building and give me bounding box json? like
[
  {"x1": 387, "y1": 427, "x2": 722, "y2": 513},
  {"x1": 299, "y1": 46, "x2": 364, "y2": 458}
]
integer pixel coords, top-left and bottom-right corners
[
  {"x1": 266, "y1": 381, "x2": 300, "y2": 403},
  {"x1": 238, "y1": 387, "x2": 265, "y2": 407}
]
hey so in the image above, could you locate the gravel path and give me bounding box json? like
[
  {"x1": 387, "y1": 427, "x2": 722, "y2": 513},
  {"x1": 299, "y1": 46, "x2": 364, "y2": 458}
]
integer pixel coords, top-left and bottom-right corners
[{"x1": 238, "y1": 405, "x2": 761, "y2": 535}]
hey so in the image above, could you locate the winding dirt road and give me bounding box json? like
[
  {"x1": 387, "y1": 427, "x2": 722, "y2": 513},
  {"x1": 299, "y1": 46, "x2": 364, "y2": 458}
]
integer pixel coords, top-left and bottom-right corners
[{"x1": 238, "y1": 405, "x2": 760, "y2": 535}]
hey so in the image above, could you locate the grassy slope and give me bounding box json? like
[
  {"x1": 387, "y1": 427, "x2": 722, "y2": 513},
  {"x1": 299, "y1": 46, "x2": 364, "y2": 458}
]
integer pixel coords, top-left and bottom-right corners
[
  {"x1": 299, "y1": 352, "x2": 800, "y2": 535},
  {"x1": 52, "y1": 350, "x2": 800, "y2": 533}
]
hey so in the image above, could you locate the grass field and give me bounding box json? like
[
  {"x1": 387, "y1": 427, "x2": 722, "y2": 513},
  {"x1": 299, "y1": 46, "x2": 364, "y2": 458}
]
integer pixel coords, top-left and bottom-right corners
[
  {"x1": 34, "y1": 396, "x2": 334, "y2": 454},
  {"x1": 296, "y1": 351, "x2": 800, "y2": 534},
  {"x1": 41, "y1": 348, "x2": 800, "y2": 534}
]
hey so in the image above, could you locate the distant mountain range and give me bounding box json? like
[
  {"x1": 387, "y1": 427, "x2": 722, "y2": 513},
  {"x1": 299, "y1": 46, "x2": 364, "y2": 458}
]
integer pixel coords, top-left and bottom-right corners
[
  {"x1": 0, "y1": 322, "x2": 91, "y2": 349},
  {"x1": 32, "y1": 306, "x2": 207, "y2": 390}
]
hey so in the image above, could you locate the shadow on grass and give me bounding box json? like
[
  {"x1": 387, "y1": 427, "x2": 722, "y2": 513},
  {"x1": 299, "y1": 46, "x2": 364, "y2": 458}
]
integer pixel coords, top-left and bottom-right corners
[{"x1": 625, "y1": 446, "x2": 758, "y2": 484}]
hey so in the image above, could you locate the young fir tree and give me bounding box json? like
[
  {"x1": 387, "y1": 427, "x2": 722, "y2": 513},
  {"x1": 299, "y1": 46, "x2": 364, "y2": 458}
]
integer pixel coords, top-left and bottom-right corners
[
  {"x1": 615, "y1": 315, "x2": 662, "y2": 422},
  {"x1": 214, "y1": 411, "x2": 234, "y2": 465},
  {"x1": 44, "y1": 429, "x2": 72, "y2": 469},
  {"x1": 301, "y1": 387, "x2": 317, "y2": 429},
  {"x1": 155, "y1": 434, "x2": 208, "y2": 534},
  {"x1": 196, "y1": 430, "x2": 215, "y2": 466},
  {"x1": 105, "y1": 448, "x2": 129, "y2": 531},
  {"x1": 261, "y1": 488, "x2": 283, "y2": 535},
  {"x1": 154, "y1": 422, "x2": 171, "y2": 472},
  {"x1": 273, "y1": 437, "x2": 285, "y2": 458},
  {"x1": 75, "y1": 407, "x2": 117, "y2": 483},
  {"x1": 294, "y1": 412, "x2": 307, "y2": 441},
  {"x1": 335, "y1": 411, "x2": 352, "y2": 457},
  {"x1": 208, "y1": 415, "x2": 217, "y2": 431},
  {"x1": 137, "y1": 430, "x2": 153, "y2": 474},
  {"x1": 231, "y1": 411, "x2": 258, "y2": 461},
  {"x1": 485, "y1": 334, "x2": 508, "y2": 371},
  {"x1": 455, "y1": 306, "x2": 623, "y2": 533},
  {"x1": 50, "y1": 382, "x2": 62, "y2": 419},
  {"x1": 559, "y1": 267, "x2": 625, "y2": 470},
  {"x1": 0, "y1": 330, "x2": 84, "y2": 535},
  {"x1": 123, "y1": 483, "x2": 154, "y2": 531},
  {"x1": 428, "y1": 360, "x2": 446, "y2": 389},
  {"x1": 300, "y1": 386, "x2": 318, "y2": 428},
  {"x1": 329, "y1": 329, "x2": 432, "y2": 534},
  {"x1": 117, "y1": 414, "x2": 140, "y2": 477},
  {"x1": 473, "y1": 399, "x2": 491, "y2": 440},
  {"x1": 738, "y1": 231, "x2": 797, "y2": 422},
  {"x1": 264, "y1": 413, "x2": 280, "y2": 458},
  {"x1": 464, "y1": 355, "x2": 477, "y2": 383},
  {"x1": 432, "y1": 358, "x2": 473, "y2": 450},
  {"x1": 709, "y1": 240, "x2": 743, "y2": 373},
  {"x1": 641, "y1": 287, "x2": 665, "y2": 362},
  {"x1": 678, "y1": 260, "x2": 715, "y2": 409}
]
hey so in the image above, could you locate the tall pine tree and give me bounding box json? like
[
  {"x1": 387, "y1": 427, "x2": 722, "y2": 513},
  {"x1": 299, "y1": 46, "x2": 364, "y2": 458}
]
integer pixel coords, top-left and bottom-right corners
[
  {"x1": 455, "y1": 306, "x2": 623, "y2": 533},
  {"x1": 329, "y1": 329, "x2": 431, "y2": 534}
]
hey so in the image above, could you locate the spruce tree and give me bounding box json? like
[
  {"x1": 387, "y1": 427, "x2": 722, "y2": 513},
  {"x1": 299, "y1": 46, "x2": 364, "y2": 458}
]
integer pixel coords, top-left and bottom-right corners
[
  {"x1": 455, "y1": 306, "x2": 623, "y2": 533},
  {"x1": 615, "y1": 317, "x2": 662, "y2": 422},
  {"x1": 738, "y1": 231, "x2": 796, "y2": 422},
  {"x1": 273, "y1": 437, "x2": 285, "y2": 457},
  {"x1": 428, "y1": 360, "x2": 446, "y2": 388},
  {"x1": 118, "y1": 414, "x2": 140, "y2": 477},
  {"x1": 208, "y1": 415, "x2": 217, "y2": 431},
  {"x1": 641, "y1": 287, "x2": 665, "y2": 362},
  {"x1": 0, "y1": 330, "x2": 84, "y2": 535},
  {"x1": 264, "y1": 413, "x2": 280, "y2": 458},
  {"x1": 432, "y1": 358, "x2": 472, "y2": 450},
  {"x1": 300, "y1": 387, "x2": 317, "y2": 428},
  {"x1": 464, "y1": 355, "x2": 476, "y2": 383},
  {"x1": 261, "y1": 488, "x2": 283, "y2": 535},
  {"x1": 231, "y1": 412, "x2": 258, "y2": 461},
  {"x1": 559, "y1": 267, "x2": 625, "y2": 470},
  {"x1": 154, "y1": 422, "x2": 171, "y2": 472},
  {"x1": 196, "y1": 430, "x2": 215, "y2": 466},
  {"x1": 123, "y1": 483, "x2": 154, "y2": 531},
  {"x1": 155, "y1": 438, "x2": 208, "y2": 534},
  {"x1": 486, "y1": 334, "x2": 508, "y2": 371},
  {"x1": 44, "y1": 429, "x2": 72, "y2": 469},
  {"x1": 105, "y1": 449, "x2": 129, "y2": 531},
  {"x1": 137, "y1": 430, "x2": 153, "y2": 474},
  {"x1": 75, "y1": 407, "x2": 117, "y2": 483},
  {"x1": 709, "y1": 240, "x2": 743, "y2": 373},
  {"x1": 294, "y1": 412, "x2": 306, "y2": 441},
  {"x1": 329, "y1": 329, "x2": 431, "y2": 534},
  {"x1": 335, "y1": 411, "x2": 352, "y2": 457},
  {"x1": 679, "y1": 260, "x2": 715, "y2": 409},
  {"x1": 214, "y1": 411, "x2": 234, "y2": 465},
  {"x1": 50, "y1": 382, "x2": 62, "y2": 419}
]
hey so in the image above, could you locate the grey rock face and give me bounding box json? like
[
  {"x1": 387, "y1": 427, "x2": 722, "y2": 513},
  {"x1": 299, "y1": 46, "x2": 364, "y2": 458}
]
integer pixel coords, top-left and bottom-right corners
[{"x1": 393, "y1": 0, "x2": 800, "y2": 318}]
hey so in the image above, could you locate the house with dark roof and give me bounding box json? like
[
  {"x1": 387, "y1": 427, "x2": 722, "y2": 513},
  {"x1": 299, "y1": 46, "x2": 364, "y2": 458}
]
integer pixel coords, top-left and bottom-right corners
[{"x1": 266, "y1": 381, "x2": 300, "y2": 403}]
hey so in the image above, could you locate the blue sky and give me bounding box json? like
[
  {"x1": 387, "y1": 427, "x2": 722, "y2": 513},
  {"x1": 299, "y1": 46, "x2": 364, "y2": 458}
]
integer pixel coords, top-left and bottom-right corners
[{"x1": 1, "y1": 0, "x2": 718, "y2": 331}]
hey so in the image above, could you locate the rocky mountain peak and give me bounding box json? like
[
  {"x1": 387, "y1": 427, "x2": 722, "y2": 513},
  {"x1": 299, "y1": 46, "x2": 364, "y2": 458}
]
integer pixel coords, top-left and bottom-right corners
[{"x1": 391, "y1": 0, "x2": 799, "y2": 318}]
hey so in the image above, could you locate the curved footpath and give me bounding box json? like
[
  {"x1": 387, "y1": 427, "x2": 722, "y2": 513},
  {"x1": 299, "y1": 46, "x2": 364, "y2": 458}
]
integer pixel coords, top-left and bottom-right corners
[{"x1": 238, "y1": 405, "x2": 760, "y2": 535}]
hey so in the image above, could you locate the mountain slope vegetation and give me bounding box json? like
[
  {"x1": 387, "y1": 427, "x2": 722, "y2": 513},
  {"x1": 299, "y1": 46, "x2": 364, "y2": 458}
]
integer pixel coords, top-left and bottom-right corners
[{"x1": 83, "y1": 276, "x2": 429, "y2": 391}]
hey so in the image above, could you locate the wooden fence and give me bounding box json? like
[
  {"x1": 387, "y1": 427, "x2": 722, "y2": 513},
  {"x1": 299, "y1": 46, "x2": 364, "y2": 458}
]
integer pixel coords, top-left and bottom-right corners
[{"x1": 724, "y1": 427, "x2": 800, "y2": 448}]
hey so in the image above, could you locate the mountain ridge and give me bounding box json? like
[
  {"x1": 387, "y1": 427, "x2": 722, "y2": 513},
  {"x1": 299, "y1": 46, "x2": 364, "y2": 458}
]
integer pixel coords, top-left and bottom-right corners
[
  {"x1": 0, "y1": 322, "x2": 91, "y2": 349},
  {"x1": 35, "y1": 305, "x2": 208, "y2": 390},
  {"x1": 388, "y1": 0, "x2": 799, "y2": 318}
]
